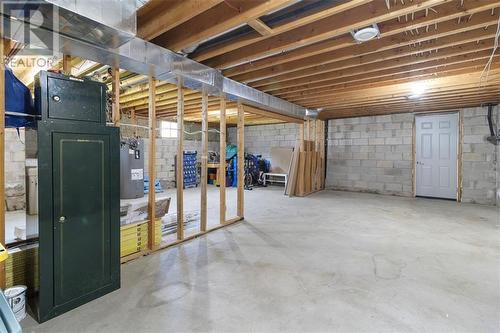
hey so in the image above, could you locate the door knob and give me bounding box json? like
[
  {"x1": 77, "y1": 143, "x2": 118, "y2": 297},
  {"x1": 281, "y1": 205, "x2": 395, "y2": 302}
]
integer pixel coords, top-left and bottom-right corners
[{"x1": 59, "y1": 216, "x2": 66, "y2": 223}]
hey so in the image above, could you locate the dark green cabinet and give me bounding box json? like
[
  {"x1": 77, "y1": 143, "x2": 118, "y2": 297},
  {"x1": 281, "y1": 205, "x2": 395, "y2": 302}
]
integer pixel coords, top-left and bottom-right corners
[{"x1": 33, "y1": 72, "x2": 120, "y2": 322}]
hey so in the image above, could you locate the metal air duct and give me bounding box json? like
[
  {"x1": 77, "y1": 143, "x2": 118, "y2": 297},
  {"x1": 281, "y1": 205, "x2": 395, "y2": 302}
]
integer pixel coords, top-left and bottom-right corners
[{"x1": 0, "y1": 0, "x2": 311, "y2": 119}]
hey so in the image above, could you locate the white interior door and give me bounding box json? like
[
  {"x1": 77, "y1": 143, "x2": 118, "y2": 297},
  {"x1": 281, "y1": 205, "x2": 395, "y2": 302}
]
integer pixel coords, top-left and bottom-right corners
[{"x1": 416, "y1": 113, "x2": 458, "y2": 199}]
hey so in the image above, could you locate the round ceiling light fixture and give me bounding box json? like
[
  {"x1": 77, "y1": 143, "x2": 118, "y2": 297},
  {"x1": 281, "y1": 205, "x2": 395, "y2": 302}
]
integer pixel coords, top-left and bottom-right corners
[{"x1": 351, "y1": 24, "x2": 380, "y2": 43}]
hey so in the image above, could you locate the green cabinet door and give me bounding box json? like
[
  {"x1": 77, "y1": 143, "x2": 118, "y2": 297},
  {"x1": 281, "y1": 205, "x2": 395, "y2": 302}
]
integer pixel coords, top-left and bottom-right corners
[
  {"x1": 35, "y1": 123, "x2": 120, "y2": 322},
  {"x1": 52, "y1": 133, "x2": 111, "y2": 306}
]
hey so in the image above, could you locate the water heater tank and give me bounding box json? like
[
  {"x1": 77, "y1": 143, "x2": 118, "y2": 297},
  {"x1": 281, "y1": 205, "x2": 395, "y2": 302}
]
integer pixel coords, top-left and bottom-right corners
[{"x1": 120, "y1": 139, "x2": 144, "y2": 199}]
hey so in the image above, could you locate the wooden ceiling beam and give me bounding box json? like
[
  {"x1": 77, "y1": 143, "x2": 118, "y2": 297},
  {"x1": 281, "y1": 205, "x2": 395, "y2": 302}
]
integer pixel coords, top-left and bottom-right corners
[
  {"x1": 137, "y1": 0, "x2": 224, "y2": 41},
  {"x1": 152, "y1": 0, "x2": 293, "y2": 52},
  {"x1": 250, "y1": 31, "x2": 496, "y2": 88},
  {"x1": 283, "y1": 62, "x2": 500, "y2": 98},
  {"x1": 258, "y1": 40, "x2": 495, "y2": 93},
  {"x1": 192, "y1": 0, "x2": 372, "y2": 61},
  {"x1": 204, "y1": 0, "x2": 460, "y2": 69},
  {"x1": 242, "y1": 104, "x2": 303, "y2": 124},
  {"x1": 307, "y1": 88, "x2": 500, "y2": 109},
  {"x1": 247, "y1": 19, "x2": 273, "y2": 36},
  {"x1": 319, "y1": 96, "x2": 500, "y2": 119},
  {"x1": 223, "y1": 2, "x2": 500, "y2": 77},
  {"x1": 299, "y1": 78, "x2": 500, "y2": 105},
  {"x1": 279, "y1": 65, "x2": 500, "y2": 101},
  {"x1": 233, "y1": 15, "x2": 499, "y2": 83},
  {"x1": 268, "y1": 50, "x2": 496, "y2": 96}
]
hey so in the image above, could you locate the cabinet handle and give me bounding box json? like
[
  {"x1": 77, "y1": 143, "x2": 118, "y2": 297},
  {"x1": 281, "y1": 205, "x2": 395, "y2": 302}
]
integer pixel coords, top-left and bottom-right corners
[{"x1": 59, "y1": 216, "x2": 66, "y2": 223}]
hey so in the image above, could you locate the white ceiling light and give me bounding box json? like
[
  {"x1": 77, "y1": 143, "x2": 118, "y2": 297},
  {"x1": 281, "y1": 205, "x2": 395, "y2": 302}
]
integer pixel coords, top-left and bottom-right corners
[
  {"x1": 351, "y1": 24, "x2": 380, "y2": 43},
  {"x1": 408, "y1": 81, "x2": 427, "y2": 99}
]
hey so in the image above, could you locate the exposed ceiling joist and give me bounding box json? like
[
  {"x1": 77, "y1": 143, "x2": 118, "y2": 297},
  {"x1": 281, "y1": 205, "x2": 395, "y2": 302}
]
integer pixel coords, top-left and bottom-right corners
[
  {"x1": 137, "y1": 0, "x2": 224, "y2": 41},
  {"x1": 203, "y1": 0, "x2": 455, "y2": 69},
  {"x1": 151, "y1": 0, "x2": 293, "y2": 52},
  {"x1": 192, "y1": 0, "x2": 372, "y2": 61},
  {"x1": 223, "y1": 2, "x2": 500, "y2": 77}
]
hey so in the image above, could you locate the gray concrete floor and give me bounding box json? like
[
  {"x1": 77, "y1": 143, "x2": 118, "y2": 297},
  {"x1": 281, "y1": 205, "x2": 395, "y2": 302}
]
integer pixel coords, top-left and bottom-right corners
[{"x1": 22, "y1": 188, "x2": 499, "y2": 332}]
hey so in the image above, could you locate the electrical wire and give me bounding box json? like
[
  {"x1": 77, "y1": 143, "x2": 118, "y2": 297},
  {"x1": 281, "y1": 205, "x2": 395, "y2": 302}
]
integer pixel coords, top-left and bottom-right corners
[{"x1": 479, "y1": 13, "x2": 500, "y2": 86}]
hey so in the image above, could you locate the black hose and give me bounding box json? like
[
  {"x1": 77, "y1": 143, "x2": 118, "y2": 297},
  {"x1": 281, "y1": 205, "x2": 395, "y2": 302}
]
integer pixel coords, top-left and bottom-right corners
[{"x1": 487, "y1": 104, "x2": 496, "y2": 137}]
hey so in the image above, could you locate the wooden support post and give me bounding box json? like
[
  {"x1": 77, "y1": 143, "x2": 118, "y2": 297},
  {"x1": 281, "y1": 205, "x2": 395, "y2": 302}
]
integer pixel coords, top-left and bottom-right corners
[
  {"x1": 147, "y1": 76, "x2": 157, "y2": 250},
  {"x1": 236, "y1": 102, "x2": 244, "y2": 218},
  {"x1": 200, "y1": 88, "x2": 208, "y2": 232},
  {"x1": 0, "y1": 38, "x2": 6, "y2": 288},
  {"x1": 219, "y1": 97, "x2": 226, "y2": 224},
  {"x1": 298, "y1": 122, "x2": 305, "y2": 196},
  {"x1": 111, "y1": 67, "x2": 120, "y2": 126},
  {"x1": 62, "y1": 54, "x2": 71, "y2": 75},
  {"x1": 176, "y1": 77, "x2": 184, "y2": 240}
]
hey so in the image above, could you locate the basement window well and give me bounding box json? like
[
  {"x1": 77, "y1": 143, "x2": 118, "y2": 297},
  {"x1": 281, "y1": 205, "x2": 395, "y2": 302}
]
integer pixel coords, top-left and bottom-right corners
[{"x1": 161, "y1": 120, "x2": 178, "y2": 138}]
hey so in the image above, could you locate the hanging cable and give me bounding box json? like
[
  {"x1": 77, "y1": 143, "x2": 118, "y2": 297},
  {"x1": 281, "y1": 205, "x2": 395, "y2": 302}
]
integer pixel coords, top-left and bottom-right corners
[{"x1": 479, "y1": 13, "x2": 500, "y2": 86}]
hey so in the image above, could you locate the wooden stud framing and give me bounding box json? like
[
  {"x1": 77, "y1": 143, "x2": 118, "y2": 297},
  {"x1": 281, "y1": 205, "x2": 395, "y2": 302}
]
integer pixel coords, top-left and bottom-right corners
[
  {"x1": 111, "y1": 67, "x2": 121, "y2": 126},
  {"x1": 219, "y1": 97, "x2": 227, "y2": 224},
  {"x1": 237, "y1": 101, "x2": 244, "y2": 218},
  {"x1": 147, "y1": 76, "x2": 157, "y2": 250},
  {"x1": 200, "y1": 88, "x2": 208, "y2": 232},
  {"x1": 0, "y1": 38, "x2": 6, "y2": 288},
  {"x1": 176, "y1": 77, "x2": 185, "y2": 240}
]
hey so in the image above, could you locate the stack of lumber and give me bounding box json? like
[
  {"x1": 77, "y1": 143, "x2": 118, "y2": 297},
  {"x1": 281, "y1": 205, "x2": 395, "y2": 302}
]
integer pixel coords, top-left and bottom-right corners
[
  {"x1": 120, "y1": 219, "x2": 161, "y2": 257},
  {"x1": 286, "y1": 119, "x2": 325, "y2": 197},
  {"x1": 5, "y1": 243, "x2": 39, "y2": 290}
]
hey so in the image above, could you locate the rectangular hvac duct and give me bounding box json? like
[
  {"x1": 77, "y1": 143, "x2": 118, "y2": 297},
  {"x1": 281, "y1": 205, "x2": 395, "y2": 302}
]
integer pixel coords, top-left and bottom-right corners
[{"x1": 0, "y1": 0, "x2": 310, "y2": 119}]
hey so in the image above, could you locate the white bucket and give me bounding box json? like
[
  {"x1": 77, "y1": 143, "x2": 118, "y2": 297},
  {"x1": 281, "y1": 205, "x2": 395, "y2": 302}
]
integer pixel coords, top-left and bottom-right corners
[{"x1": 4, "y1": 285, "x2": 27, "y2": 322}]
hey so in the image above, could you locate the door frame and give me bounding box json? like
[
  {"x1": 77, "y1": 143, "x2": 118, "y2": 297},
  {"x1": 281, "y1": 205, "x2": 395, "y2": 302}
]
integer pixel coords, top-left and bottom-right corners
[{"x1": 412, "y1": 110, "x2": 462, "y2": 202}]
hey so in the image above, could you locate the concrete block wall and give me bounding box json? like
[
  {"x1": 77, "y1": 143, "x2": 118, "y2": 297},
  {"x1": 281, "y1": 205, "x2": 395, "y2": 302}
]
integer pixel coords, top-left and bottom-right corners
[
  {"x1": 461, "y1": 106, "x2": 499, "y2": 205},
  {"x1": 227, "y1": 123, "x2": 299, "y2": 160},
  {"x1": 326, "y1": 114, "x2": 414, "y2": 196},
  {"x1": 5, "y1": 128, "x2": 26, "y2": 210},
  {"x1": 326, "y1": 106, "x2": 500, "y2": 205},
  {"x1": 143, "y1": 138, "x2": 219, "y2": 189},
  {"x1": 120, "y1": 117, "x2": 220, "y2": 189}
]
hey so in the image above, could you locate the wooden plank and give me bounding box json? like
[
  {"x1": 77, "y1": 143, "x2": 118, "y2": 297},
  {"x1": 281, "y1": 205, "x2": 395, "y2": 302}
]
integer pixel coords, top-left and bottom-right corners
[
  {"x1": 247, "y1": 19, "x2": 273, "y2": 36},
  {"x1": 62, "y1": 54, "x2": 72, "y2": 74},
  {"x1": 271, "y1": 51, "x2": 497, "y2": 97},
  {"x1": 147, "y1": 76, "x2": 157, "y2": 250},
  {"x1": 121, "y1": 216, "x2": 245, "y2": 264},
  {"x1": 0, "y1": 38, "x2": 5, "y2": 288},
  {"x1": 194, "y1": 0, "x2": 370, "y2": 62},
  {"x1": 111, "y1": 67, "x2": 121, "y2": 126},
  {"x1": 153, "y1": 0, "x2": 292, "y2": 51},
  {"x1": 286, "y1": 140, "x2": 300, "y2": 196},
  {"x1": 137, "y1": 0, "x2": 224, "y2": 40},
  {"x1": 204, "y1": 0, "x2": 448, "y2": 69},
  {"x1": 242, "y1": 104, "x2": 303, "y2": 124},
  {"x1": 176, "y1": 77, "x2": 185, "y2": 240},
  {"x1": 219, "y1": 97, "x2": 227, "y2": 224},
  {"x1": 258, "y1": 41, "x2": 495, "y2": 93},
  {"x1": 248, "y1": 29, "x2": 497, "y2": 87},
  {"x1": 229, "y1": 8, "x2": 500, "y2": 81},
  {"x1": 200, "y1": 88, "x2": 208, "y2": 232},
  {"x1": 237, "y1": 101, "x2": 245, "y2": 218},
  {"x1": 297, "y1": 152, "x2": 305, "y2": 196}
]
